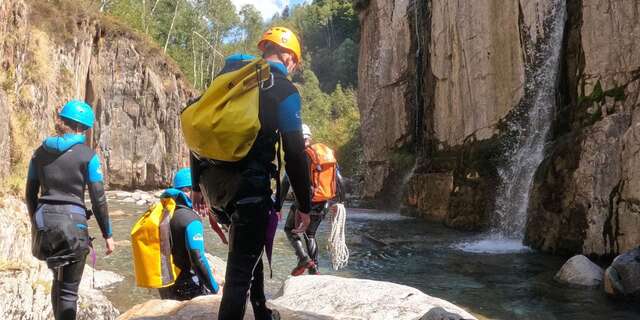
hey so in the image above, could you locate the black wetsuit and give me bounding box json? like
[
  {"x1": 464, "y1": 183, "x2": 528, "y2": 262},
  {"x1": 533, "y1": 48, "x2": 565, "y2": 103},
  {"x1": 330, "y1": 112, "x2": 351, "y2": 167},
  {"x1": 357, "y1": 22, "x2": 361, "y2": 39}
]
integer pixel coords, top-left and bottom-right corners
[
  {"x1": 282, "y1": 163, "x2": 345, "y2": 272},
  {"x1": 191, "y1": 54, "x2": 311, "y2": 320},
  {"x1": 25, "y1": 134, "x2": 111, "y2": 320},
  {"x1": 158, "y1": 191, "x2": 219, "y2": 300}
]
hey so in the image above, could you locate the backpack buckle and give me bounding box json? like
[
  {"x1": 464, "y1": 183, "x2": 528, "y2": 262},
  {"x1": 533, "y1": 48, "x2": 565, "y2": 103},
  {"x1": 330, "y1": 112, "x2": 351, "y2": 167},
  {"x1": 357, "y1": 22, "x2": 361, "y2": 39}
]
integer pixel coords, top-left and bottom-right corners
[{"x1": 260, "y1": 73, "x2": 274, "y2": 90}]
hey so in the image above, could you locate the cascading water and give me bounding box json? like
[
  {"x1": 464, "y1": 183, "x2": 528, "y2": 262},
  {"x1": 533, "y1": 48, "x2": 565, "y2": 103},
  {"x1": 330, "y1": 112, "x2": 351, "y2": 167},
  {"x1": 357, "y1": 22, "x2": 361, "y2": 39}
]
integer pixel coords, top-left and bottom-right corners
[{"x1": 458, "y1": 0, "x2": 566, "y2": 253}]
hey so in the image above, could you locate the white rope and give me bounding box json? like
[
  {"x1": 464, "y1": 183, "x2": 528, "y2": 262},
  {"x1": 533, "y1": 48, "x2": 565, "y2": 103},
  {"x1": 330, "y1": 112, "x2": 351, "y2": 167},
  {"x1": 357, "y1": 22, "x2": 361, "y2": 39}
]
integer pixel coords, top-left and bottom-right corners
[{"x1": 327, "y1": 203, "x2": 349, "y2": 270}]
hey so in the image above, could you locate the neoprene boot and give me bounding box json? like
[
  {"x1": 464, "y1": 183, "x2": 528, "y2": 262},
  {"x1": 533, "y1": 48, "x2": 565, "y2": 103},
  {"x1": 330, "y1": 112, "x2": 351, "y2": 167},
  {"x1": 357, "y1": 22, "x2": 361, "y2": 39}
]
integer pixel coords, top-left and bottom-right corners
[
  {"x1": 290, "y1": 239, "x2": 314, "y2": 276},
  {"x1": 306, "y1": 237, "x2": 320, "y2": 275}
]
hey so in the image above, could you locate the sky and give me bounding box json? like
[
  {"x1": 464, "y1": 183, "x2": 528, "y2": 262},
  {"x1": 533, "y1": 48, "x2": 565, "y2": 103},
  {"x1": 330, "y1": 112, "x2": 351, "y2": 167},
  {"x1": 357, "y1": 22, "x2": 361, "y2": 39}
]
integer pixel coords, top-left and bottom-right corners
[{"x1": 230, "y1": 0, "x2": 309, "y2": 21}]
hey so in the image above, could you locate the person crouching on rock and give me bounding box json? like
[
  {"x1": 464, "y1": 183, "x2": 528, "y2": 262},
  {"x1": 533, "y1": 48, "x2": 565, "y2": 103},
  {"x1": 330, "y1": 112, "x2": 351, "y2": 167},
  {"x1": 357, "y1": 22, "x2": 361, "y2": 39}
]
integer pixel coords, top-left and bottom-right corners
[
  {"x1": 281, "y1": 124, "x2": 345, "y2": 276},
  {"x1": 25, "y1": 100, "x2": 115, "y2": 320},
  {"x1": 158, "y1": 168, "x2": 220, "y2": 300}
]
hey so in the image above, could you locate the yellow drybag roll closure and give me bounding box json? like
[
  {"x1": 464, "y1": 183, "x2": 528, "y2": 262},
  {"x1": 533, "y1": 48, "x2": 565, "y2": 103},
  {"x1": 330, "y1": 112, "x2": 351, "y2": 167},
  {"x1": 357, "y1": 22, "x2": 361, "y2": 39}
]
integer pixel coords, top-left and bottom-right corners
[
  {"x1": 131, "y1": 197, "x2": 181, "y2": 288},
  {"x1": 181, "y1": 58, "x2": 272, "y2": 162}
]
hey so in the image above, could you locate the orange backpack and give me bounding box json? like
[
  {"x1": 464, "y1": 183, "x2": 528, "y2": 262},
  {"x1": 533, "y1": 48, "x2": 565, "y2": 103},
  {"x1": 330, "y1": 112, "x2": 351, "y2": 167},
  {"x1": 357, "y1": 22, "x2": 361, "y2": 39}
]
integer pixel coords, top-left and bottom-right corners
[{"x1": 305, "y1": 143, "x2": 338, "y2": 202}]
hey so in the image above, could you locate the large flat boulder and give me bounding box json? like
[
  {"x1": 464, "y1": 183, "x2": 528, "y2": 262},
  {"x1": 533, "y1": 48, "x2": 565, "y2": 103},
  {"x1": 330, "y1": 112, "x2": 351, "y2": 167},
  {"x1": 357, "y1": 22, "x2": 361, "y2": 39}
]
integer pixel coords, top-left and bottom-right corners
[
  {"x1": 116, "y1": 296, "x2": 247, "y2": 320},
  {"x1": 118, "y1": 276, "x2": 476, "y2": 320},
  {"x1": 554, "y1": 255, "x2": 603, "y2": 287},
  {"x1": 117, "y1": 295, "x2": 329, "y2": 320},
  {"x1": 268, "y1": 275, "x2": 476, "y2": 320}
]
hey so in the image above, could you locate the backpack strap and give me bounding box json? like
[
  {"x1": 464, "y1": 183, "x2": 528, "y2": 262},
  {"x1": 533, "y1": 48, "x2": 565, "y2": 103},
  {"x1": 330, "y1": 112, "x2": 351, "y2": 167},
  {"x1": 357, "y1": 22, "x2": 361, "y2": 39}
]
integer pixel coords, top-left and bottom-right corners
[
  {"x1": 274, "y1": 134, "x2": 283, "y2": 211},
  {"x1": 305, "y1": 146, "x2": 320, "y2": 199}
]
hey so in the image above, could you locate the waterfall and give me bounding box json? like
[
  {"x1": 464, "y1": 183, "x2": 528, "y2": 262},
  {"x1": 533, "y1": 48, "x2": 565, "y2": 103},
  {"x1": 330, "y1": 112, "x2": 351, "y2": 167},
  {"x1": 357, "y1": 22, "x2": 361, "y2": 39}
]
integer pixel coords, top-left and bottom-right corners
[
  {"x1": 457, "y1": 1, "x2": 566, "y2": 253},
  {"x1": 492, "y1": 0, "x2": 567, "y2": 239}
]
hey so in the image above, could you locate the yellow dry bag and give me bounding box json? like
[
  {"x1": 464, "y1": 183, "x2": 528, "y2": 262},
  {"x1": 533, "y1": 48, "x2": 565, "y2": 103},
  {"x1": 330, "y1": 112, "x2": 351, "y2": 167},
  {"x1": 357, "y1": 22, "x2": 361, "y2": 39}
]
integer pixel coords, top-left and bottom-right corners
[
  {"x1": 180, "y1": 58, "x2": 272, "y2": 162},
  {"x1": 131, "y1": 197, "x2": 180, "y2": 288}
]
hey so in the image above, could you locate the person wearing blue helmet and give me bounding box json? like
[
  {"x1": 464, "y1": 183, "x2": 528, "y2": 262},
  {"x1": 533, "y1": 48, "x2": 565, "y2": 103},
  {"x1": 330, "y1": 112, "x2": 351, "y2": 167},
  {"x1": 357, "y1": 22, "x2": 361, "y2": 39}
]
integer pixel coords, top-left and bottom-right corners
[
  {"x1": 157, "y1": 168, "x2": 222, "y2": 300},
  {"x1": 25, "y1": 100, "x2": 115, "y2": 320}
]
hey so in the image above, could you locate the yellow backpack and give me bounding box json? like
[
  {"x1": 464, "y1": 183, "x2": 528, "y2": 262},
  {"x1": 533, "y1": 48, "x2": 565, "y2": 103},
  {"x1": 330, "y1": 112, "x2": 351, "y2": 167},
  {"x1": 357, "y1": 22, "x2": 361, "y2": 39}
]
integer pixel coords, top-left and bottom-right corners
[
  {"x1": 131, "y1": 197, "x2": 181, "y2": 288},
  {"x1": 180, "y1": 58, "x2": 272, "y2": 162}
]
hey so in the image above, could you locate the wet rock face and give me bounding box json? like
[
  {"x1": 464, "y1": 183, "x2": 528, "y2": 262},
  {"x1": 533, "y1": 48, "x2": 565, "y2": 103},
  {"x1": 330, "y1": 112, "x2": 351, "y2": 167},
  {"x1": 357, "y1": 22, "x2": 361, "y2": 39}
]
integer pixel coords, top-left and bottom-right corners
[
  {"x1": 0, "y1": 0, "x2": 193, "y2": 189},
  {"x1": 405, "y1": 173, "x2": 453, "y2": 222},
  {"x1": 358, "y1": 0, "x2": 552, "y2": 227},
  {"x1": 526, "y1": 0, "x2": 640, "y2": 257}
]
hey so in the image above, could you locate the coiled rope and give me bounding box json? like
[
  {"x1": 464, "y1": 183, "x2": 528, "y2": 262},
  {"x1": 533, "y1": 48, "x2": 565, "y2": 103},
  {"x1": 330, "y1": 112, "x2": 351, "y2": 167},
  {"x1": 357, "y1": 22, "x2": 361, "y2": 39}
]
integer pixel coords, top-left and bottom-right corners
[{"x1": 328, "y1": 203, "x2": 349, "y2": 270}]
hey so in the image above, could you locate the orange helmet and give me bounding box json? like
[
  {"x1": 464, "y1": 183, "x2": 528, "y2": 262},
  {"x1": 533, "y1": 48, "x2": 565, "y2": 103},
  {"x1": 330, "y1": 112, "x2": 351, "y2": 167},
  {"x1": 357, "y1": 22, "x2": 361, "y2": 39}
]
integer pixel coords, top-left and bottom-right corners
[{"x1": 258, "y1": 27, "x2": 302, "y2": 63}]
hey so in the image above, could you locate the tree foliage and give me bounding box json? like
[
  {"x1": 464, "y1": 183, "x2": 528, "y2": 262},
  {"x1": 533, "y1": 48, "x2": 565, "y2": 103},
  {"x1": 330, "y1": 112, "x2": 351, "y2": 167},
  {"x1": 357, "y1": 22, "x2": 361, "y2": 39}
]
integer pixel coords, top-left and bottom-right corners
[
  {"x1": 100, "y1": 0, "x2": 242, "y2": 90},
  {"x1": 271, "y1": 0, "x2": 359, "y2": 91}
]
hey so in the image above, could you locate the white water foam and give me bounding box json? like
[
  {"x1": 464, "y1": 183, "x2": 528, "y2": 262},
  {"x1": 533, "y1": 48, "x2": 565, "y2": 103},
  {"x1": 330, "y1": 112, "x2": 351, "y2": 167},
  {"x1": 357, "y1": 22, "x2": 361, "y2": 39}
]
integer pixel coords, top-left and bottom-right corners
[
  {"x1": 455, "y1": 237, "x2": 531, "y2": 254},
  {"x1": 347, "y1": 212, "x2": 414, "y2": 222}
]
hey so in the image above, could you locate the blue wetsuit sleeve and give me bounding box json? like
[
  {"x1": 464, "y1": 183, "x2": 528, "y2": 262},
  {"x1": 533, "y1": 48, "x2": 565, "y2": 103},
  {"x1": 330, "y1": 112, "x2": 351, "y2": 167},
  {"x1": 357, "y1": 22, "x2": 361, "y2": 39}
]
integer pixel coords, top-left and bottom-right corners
[
  {"x1": 87, "y1": 154, "x2": 112, "y2": 238},
  {"x1": 185, "y1": 220, "x2": 219, "y2": 293},
  {"x1": 88, "y1": 154, "x2": 104, "y2": 183},
  {"x1": 277, "y1": 92, "x2": 312, "y2": 213},
  {"x1": 277, "y1": 93, "x2": 302, "y2": 133},
  {"x1": 25, "y1": 158, "x2": 40, "y2": 217}
]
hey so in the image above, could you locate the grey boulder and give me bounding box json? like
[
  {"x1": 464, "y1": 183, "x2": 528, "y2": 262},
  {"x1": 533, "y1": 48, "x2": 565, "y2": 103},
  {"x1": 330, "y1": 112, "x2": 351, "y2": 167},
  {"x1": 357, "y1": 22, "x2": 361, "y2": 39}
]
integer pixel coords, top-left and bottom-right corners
[{"x1": 554, "y1": 255, "x2": 603, "y2": 287}]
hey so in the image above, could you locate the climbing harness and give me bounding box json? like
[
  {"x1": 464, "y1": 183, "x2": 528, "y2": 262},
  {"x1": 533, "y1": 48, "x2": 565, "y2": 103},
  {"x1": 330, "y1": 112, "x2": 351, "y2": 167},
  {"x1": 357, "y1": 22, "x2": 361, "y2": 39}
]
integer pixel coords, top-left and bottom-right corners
[{"x1": 327, "y1": 203, "x2": 349, "y2": 270}]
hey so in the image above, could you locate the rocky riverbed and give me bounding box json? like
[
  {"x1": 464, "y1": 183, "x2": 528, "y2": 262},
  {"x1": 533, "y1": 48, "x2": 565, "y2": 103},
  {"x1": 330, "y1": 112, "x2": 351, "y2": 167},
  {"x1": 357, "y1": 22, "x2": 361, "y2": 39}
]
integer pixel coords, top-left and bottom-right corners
[
  {"x1": 2, "y1": 195, "x2": 483, "y2": 320},
  {"x1": 105, "y1": 189, "x2": 164, "y2": 207}
]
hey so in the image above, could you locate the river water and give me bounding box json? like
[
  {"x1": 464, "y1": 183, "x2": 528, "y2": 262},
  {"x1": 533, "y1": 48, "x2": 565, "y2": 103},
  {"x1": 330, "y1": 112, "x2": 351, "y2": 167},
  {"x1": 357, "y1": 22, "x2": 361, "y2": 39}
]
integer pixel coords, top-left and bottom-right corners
[{"x1": 86, "y1": 199, "x2": 640, "y2": 320}]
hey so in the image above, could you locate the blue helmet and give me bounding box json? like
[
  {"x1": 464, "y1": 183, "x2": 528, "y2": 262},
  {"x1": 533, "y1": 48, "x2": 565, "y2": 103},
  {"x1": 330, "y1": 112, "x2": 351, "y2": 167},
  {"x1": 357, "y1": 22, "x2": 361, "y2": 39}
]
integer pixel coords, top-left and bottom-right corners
[
  {"x1": 173, "y1": 168, "x2": 192, "y2": 189},
  {"x1": 59, "y1": 100, "x2": 95, "y2": 129}
]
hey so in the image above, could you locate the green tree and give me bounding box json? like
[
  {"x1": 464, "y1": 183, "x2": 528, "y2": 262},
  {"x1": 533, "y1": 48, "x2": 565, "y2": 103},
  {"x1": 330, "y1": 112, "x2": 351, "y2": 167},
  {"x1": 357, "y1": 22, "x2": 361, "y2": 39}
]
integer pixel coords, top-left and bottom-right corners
[
  {"x1": 270, "y1": 0, "x2": 359, "y2": 91},
  {"x1": 238, "y1": 5, "x2": 263, "y2": 54},
  {"x1": 102, "y1": 0, "x2": 240, "y2": 88},
  {"x1": 297, "y1": 68, "x2": 361, "y2": 174}
]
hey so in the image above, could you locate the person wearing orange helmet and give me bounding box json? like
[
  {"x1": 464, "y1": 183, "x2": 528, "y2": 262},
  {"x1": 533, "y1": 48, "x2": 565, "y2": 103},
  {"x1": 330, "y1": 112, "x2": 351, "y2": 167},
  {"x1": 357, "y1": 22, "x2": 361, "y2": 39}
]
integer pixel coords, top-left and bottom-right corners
[{"x1": 190, "y1": 26, "x2": 311, "y2": 320}]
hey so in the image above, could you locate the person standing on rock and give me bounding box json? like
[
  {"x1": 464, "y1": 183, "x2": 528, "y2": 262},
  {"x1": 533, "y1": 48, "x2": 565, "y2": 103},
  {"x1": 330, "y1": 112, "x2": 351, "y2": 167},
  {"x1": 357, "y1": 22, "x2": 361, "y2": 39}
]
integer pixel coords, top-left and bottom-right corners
[
  {"x1": 157, "y1": 168, "x2": 221, "y2": 300},
  {"x1": 281, "y1": 124, "x2": 346, "y2": 275},
  {"x1": 189, "y1": 27, "x2": 312, "y2": 320},
  {"x1": 25, "y1": 100, "x2": 115, "y2": 320}
]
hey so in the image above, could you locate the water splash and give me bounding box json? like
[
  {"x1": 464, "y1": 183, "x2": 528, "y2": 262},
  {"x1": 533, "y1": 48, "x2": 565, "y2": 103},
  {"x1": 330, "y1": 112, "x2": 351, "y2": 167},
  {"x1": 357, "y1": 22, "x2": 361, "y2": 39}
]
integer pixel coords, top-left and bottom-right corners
[
  {"x1": 456, "y1": 237, "x2": 532, "y2": 254},
  {"x1": 492, "y1": 0, "x2": 567, "y2": 239}
]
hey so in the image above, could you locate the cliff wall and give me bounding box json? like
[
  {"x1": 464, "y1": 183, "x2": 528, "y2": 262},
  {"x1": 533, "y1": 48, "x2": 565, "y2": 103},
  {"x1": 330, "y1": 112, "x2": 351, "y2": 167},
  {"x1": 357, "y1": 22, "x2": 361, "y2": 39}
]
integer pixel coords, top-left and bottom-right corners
[
  {"x1": 0, "y1": 0, "x2": 193, "y2": 191},
  {"x1": 358, "y1": 0, "x2": 640, "y2": 257}
]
